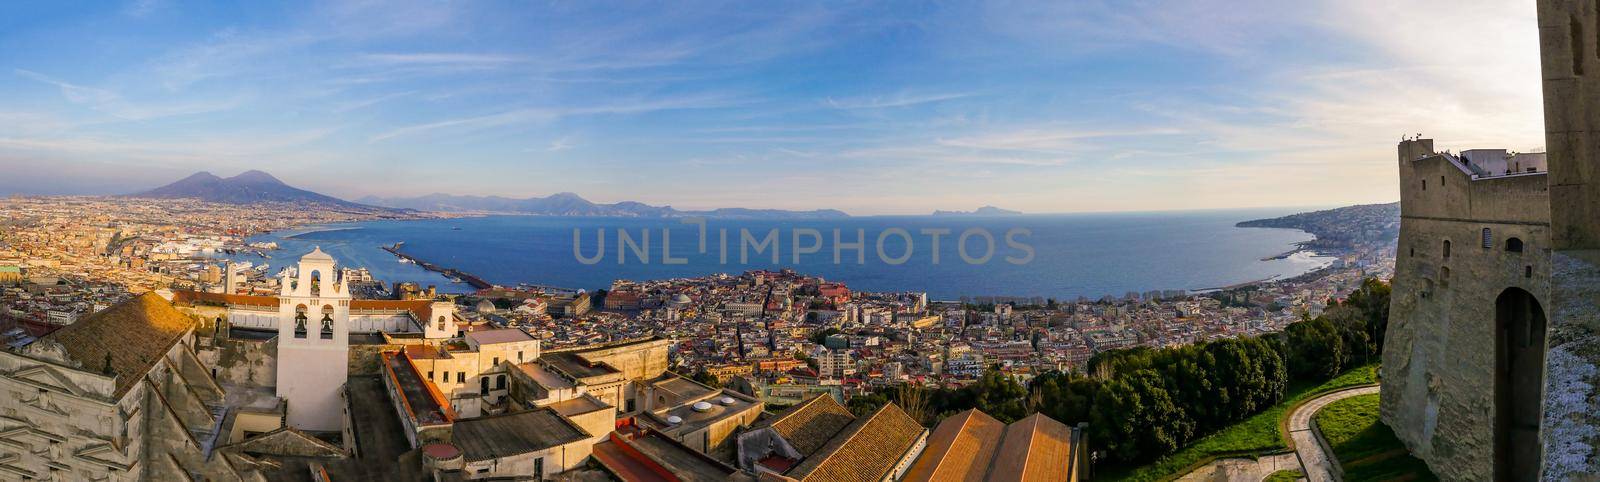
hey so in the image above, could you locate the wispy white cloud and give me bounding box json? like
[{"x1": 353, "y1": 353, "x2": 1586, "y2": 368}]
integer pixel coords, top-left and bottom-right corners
[
  {"x1": 825, "y1": 92, "x2": 974, "y2": 110},
  {"x1": 15, "y1": 69, "x2": 244, "y2": 120},
  {"x1": 0, "y1": 0, "x2": 1550, "y2": 213},
  {"x1": 935, "y1": 127, "x2": 1184, "y2": 154},
  {"x1": 122, "y1": 0, "x2": 169, "y2": 18},
  {"x1": 369, "y1": 93, "x2": 740, "y2": 142},
  {"x1": 359, "y1": 53, "x2": 524, "y2": 67},
  {"x1": 545, "y1": 137, "x2": 575, "y2": 152},
  {"x1": 332, "y1": 91, "x2": 414, "y2": 113}
]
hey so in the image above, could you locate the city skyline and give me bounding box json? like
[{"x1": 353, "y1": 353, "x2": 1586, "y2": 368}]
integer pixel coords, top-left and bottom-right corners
[{"x1": 1, "y1": 0, "x2": 1544, "y2": 215}]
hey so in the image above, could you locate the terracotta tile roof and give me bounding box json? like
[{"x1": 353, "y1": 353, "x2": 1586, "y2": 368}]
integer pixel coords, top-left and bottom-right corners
[
  {"x1": 901, "y1": 409, "x2": 1005, "y2": 482},
  {"x1": 349, "y1": 299, "x2": 436, "y2": 321},
  {"x1": 788, "y1": 403, "x2": 925, "y2": 482},
  {"x1": 987, "y1": 413, "x2": 1075, "y2": 482},
  {"x1": 750, "y1": 394, "x2": 855, "y2": 457},
  {"x1": 172, "y1": 290, "x2": 279, "y2": 308},
  {"x1": 41, "y1": 293, "x2": 195, "y2": 398}
]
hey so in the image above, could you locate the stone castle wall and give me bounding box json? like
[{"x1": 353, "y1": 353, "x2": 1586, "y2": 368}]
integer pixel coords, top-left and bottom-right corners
[
  {"x1": 1538, "y1": 1, "x2": 1600, "y2": 477},
  {"x1": 1380, "y1": 141, "x2": 1552, "y2": 481}
]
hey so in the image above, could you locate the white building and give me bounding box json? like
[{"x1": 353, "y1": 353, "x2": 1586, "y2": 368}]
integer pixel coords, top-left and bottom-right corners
[
  {"x1": 273, "y1": 247, "x2": 352, "y2": 431},
  {"x1": 176, "y1": 247, "x2": 459, "y2": 431}
]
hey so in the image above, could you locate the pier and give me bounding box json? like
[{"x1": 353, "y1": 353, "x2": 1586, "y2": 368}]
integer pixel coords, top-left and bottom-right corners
[{"x1": 381, "y1": 243, "x2": 496, "y2": 290}]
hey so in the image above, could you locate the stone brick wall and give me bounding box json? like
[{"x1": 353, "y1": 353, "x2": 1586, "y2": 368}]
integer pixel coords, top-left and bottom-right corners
[
  {"x1": 1380, "y1": 142, "x2": 1552, "y2": 481},
  {"x1": 1537, "y1": 1, "x2": 1600, "y2": 477}
]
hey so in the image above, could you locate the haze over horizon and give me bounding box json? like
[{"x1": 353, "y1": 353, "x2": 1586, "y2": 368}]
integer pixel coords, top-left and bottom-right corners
[{"x1": 0, "y1": 0, "x2": 1543, "y2": 215}]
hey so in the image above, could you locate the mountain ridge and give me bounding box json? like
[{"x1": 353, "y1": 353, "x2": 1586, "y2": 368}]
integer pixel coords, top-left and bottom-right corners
[
  {"x1": 129, "y1": 171, "x2": 384, "y2": 211},
  {"x1": 356, "y1": 192, "x2": 851, "y2": 219}
]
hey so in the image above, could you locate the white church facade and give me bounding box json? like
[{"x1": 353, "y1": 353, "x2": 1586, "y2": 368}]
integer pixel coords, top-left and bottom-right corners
[{"x1": 174, "y1": 247, "x2": 459, "y2": 431}]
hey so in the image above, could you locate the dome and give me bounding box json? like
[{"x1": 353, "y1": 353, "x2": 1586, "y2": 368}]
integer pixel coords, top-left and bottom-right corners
[
  {"x1": 691, "y1": 401, "x2": 713, "y2": 412},
  {"x1": 475, "y1": 299, "x2": 497, "y2": 313},
  {"x1": 666, "y1": 415, "x2": 683, "y2": 424},
  {"x1": 671, "y1": 294, "x2": 691, "y2": 304}
]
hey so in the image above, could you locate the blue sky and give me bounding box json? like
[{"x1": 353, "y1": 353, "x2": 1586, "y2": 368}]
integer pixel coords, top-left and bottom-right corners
[{"x1": 0, "y1": 0, "x2": 1543, "y2": 214}]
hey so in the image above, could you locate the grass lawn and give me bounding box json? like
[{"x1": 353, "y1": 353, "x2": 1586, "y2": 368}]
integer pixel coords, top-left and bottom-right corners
[
  {"x1": 1263, "y1": 469, "x2": 1303, "y2": 482},
  {"x1": 1314, "y1": 393, "x2": 1437, "y2": 481},
  {"x1": 1102, "y1": 363, "x2": 1378, "y2": 482}
]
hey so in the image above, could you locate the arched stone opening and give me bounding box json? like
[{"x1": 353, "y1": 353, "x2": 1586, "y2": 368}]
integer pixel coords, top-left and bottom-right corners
[
  {"x1": 294, "y1": 304, "x2": 309, "y2": 338},
  {"x1": 320, "y1": 305, "x2": 335, "y2": 339},
  {"x1": 1494, "y1": 287, "x2": 1545, "y2": 481}
]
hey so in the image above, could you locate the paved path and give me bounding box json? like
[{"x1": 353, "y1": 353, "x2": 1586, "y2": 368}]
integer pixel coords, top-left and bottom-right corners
[
  {"x1": 1172, "y1": 385, "x2": 1380, "y2": 482},
  {"x1": 1288, "y1": 385, "x2": 1381, "y2": 482},
  {"x1": 1175, "y1": 453, "x2": 1300, "y2": 482}
]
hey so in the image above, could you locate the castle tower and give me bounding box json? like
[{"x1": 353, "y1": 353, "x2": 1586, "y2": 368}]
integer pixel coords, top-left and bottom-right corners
[
  {"x1": 223, "y1": 261, "x2": 240, "y2": 295},
  {"x1": 1536, "y1": 2, "x2": 1600, "y2": 479},
  {"x1": 274, "y1": 247, "x2": 350, "y2": 431}
]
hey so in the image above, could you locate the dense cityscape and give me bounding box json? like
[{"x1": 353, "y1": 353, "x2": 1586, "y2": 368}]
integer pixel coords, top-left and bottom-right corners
[
  {"x1": 0, "y1": 195, "x2": 1396, "y2": 403},
  {"x1": 0, "y1": 192, "x2": 1400, "y2": 481},
  {"x1": 13, "y1": 1, "x2": 1597, "y2": 481}
]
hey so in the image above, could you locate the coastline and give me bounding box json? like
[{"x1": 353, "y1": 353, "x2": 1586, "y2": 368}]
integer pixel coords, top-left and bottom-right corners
[{"x1": 244, "y1": 212, "x2": 1345, "y2": 302}]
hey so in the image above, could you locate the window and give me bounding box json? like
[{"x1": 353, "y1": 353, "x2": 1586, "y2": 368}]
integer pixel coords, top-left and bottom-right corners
[
  {"x1": 428, "y1": 371, "x2": 434, "y2": 380},
  {"x1": 1443, "y1": 240, "x2": 1452, "y2": 259},
  {"x1": 1423, "y1": 179, "x2": 1427, "y2": 190},
  {"x1": 518, "y1": 351, "x2": 525, "y2": 362},
  {"x1": 496, "y1": 375, "x2": 506, "y2": 390},
  {"x1": 1526, "y1": 266, "x2": 1534, "y2": 278},
  {"x1": 457, "y1": 372, "x2": 465, "y2": 383},
  {"x1": 1483, "y1": 228, "x2": 1493, "y2": 249},
  {"x1": 1507, "y1": 237, "x2": 1524, "y2": 253},
  {"x1": 1440, "y1": 266, "x2": 1451, "y2": 286},
  {"x1": 492, "y1": 357, "x2": 499, "y2": 366},
  {"x1": 1409, "y1": 247, "x2": 1415, "y2": 257},
  {"x1": 1441, "y1": 175, "x2": 1445, "y2": 186}
]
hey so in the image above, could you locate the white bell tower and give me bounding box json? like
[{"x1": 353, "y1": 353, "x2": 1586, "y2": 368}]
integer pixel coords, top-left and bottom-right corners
[{"x1": 274, "y1": 247, "x2": 350, "y2": 431}]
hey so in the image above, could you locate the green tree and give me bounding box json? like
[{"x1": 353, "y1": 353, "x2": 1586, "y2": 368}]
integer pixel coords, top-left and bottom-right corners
[
  {"x1": 1285, "y1": 316, "x2": 1347, "y2": 380},
  {"x1": 1091, "y1": 369, "x2": 1191, "y2": 463}
]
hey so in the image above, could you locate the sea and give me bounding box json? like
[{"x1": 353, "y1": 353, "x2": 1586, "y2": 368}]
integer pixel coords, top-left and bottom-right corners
[{"x1": 223, "y1": 208, "x2": 1335, "y2": 301}]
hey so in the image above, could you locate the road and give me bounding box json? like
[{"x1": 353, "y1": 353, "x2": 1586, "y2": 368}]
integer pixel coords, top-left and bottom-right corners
[
  {"x1": 1174, "y1": 384, "x2": 1380, "y2": 482},
  {"x1": 1288, "y1": 385, "x2": 1381, "y2": 482}
]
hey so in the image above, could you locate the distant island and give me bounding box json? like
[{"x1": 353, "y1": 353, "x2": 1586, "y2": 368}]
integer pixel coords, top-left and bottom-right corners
[
  {"x1": 1237, "y1": 202, "x2": 1399, "y2": 251},
  {"x1": 357, "y1": 192, "x2": 851, "y2": 219},
  {"x1": 127, "y1": 171, "x2": 851, "y2": 219},
  {"x1": 931, "y1": 206, "x2": 1023, "y2": 216}
]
